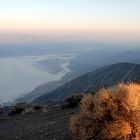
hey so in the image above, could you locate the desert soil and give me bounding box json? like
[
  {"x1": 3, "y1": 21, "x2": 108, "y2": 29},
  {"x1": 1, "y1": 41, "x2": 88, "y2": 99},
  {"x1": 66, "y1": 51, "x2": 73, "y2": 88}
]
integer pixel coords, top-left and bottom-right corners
[{"x1": 0, "y1": 107, "x2": 78, "y2": 140}]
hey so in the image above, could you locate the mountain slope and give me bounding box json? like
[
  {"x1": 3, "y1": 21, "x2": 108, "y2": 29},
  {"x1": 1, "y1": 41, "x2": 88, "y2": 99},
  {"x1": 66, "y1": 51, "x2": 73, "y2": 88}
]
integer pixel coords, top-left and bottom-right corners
[
  {"x1": 32, "y1": 63, "x2": 140, "y2": 105},
  {"x1": 20, "y1": 48, "x2": 140, "y2": 102}
]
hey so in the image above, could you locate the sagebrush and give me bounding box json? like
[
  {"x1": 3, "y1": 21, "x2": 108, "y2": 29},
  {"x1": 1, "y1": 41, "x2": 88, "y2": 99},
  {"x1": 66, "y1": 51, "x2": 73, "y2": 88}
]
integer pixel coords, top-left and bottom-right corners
[
  {"x1": 61, "y1": 94, "x2": 83, "y2": 109},
  {"x1": 70, "y1": 83, "x2": 140, "y2": 140}
]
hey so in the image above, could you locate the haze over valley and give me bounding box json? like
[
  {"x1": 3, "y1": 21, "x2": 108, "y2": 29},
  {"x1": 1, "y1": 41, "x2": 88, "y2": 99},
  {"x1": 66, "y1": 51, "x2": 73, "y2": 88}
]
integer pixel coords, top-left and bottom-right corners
[
  {"x1": 0, "y1": 42, "x2": 140, "y2": 104},
  {"x1": 0, "y1": 52, "x2": 73, "y2": 103}
]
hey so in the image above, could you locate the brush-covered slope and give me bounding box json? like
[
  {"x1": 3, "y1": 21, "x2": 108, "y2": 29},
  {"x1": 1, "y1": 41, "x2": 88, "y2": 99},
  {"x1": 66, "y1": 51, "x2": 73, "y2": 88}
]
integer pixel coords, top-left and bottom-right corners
[{"x1": 32, "y1": 63, "x2": 140, "y2": 105}]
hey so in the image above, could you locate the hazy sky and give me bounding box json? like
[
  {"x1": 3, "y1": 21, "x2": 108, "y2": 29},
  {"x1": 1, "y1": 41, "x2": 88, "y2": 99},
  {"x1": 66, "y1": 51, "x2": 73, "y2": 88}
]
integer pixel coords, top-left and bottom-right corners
[{"x1": 0, "y1": 0, "x2": 140, "y2": 42}]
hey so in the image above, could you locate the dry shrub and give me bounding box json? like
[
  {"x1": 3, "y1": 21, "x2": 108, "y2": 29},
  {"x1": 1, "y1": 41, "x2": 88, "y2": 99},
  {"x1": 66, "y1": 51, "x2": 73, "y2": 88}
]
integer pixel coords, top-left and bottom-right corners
[
  {"x1": 33, "y1": 105, "x2": 48, "y2": 113},
  {"x1": 0, "y1": 105, "x2": 3, "y2": 114},
  {"x1": 61, "y1": 94, "x2": 83, "y2": 109},
  {"x1": 70, "y1": 83, "x2": 140, "y2": 140},
  {"x1": 33, "y1": 105, "x2": 42, "y2": 111},
  {"x1": 9, "y1": 102, "x2": 28, "y2": 115}
]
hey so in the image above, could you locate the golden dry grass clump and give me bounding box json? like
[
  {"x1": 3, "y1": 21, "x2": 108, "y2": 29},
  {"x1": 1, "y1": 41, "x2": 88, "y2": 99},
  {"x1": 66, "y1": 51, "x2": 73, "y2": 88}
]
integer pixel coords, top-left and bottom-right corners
[{"x1": 70, "y1": 83, "x2": 140, "y2": 140}]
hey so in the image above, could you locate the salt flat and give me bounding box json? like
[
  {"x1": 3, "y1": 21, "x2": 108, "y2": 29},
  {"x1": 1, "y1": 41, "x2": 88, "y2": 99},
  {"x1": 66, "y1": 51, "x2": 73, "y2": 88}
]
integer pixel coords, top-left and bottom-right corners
[{"x1": 0, "y1": 55, "x2": 73, "y2": 103}]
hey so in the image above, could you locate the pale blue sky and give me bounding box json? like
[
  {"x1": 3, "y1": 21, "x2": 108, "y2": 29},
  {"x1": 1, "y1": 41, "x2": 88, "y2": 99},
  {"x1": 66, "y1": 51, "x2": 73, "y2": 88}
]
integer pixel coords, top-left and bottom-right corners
[
  {"x1": 0, "y1": 0, "x2": 139, "y2": 42},
  {"x1": 0, "y1": 0, "x2": 139, "y2": 19}
]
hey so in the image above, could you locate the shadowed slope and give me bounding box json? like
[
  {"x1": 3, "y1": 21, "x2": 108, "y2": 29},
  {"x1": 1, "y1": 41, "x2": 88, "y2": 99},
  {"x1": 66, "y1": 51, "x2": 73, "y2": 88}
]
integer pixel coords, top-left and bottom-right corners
[{"x1": 32, "y1": 63, "x2": 140, "y2": 105}]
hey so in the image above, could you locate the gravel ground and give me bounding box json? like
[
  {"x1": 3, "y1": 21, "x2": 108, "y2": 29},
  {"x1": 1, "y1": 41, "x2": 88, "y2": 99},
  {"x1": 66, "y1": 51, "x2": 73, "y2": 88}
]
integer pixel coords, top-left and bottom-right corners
[{"x1": 0, "y1": 107, "x2": 78, "y2": 140}]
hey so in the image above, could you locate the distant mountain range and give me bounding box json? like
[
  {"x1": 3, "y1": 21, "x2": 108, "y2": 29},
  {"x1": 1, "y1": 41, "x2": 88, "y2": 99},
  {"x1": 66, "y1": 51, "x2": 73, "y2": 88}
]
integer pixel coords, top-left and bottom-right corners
[{"x1": 32, "y1": 63, "x2": 140, "y2": 105}]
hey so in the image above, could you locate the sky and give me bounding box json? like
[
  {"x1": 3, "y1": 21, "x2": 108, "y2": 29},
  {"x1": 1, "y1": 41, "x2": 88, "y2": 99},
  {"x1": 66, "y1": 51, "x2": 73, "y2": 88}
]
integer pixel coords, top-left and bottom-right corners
[{"x1": 0, "y1": 0, "x2": 140, "y2": 43}]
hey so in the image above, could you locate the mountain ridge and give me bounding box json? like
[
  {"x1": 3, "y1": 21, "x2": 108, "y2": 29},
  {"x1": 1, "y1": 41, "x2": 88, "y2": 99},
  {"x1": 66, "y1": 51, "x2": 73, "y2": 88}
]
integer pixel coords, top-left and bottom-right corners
[{"x1": 32, "y1": 63, "x2": 140, "y2": 105}]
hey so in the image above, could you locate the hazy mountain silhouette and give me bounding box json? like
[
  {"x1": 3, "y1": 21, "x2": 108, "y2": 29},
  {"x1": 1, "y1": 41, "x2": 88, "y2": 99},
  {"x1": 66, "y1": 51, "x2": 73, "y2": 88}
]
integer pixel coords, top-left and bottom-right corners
[{"x1": 32, "y1": 63, "x2": 140, "y2": 105}]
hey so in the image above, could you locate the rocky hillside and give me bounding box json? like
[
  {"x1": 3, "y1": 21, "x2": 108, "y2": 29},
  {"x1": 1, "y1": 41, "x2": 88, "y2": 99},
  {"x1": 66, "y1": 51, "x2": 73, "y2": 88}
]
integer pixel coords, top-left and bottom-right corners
[{"x1": 32, "y1": 63, "x2": 140, "y2": 105}]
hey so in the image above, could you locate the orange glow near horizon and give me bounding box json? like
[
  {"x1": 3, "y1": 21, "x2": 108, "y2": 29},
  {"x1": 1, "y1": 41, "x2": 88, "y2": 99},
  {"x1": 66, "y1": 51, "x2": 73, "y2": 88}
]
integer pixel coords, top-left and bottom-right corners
[
  {"x1": 0, "y1": 19, "x2": 140, "y2": 43},
  {"x1": 0, "y1": 18, "x2": 140, "y2": 33},
  {"x1": 0, "y1": 0, "x2": 140, "y2": 43}
]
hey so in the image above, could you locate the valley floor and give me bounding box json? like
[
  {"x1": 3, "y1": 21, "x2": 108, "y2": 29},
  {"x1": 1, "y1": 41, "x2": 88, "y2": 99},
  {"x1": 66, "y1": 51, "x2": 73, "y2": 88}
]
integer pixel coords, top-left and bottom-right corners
[{"x1": 0, "y1": 107, "x2": 78, "y2": 140}]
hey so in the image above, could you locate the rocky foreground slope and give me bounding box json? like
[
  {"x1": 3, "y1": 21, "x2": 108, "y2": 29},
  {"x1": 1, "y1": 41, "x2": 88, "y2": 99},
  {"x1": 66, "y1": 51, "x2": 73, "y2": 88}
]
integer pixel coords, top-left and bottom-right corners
[{"x1": 0, "y1": 107, "x2": 78, "y2": 140}]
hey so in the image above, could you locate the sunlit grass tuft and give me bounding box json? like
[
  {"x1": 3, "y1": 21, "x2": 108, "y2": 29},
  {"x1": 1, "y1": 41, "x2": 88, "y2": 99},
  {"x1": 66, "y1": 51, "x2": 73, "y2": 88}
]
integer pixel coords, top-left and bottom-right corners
[{"x1": 70, "y1": 83, "x2": 140, "y2": 140}]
